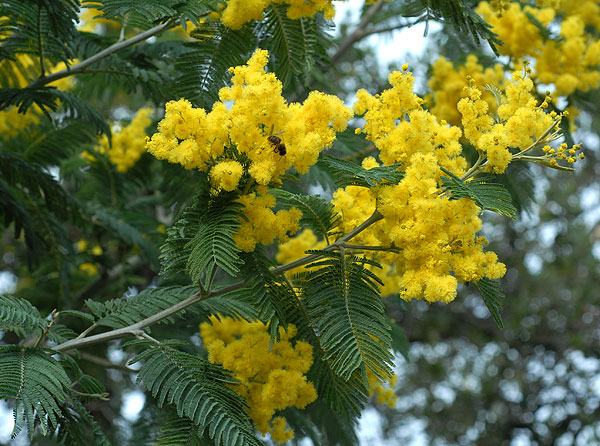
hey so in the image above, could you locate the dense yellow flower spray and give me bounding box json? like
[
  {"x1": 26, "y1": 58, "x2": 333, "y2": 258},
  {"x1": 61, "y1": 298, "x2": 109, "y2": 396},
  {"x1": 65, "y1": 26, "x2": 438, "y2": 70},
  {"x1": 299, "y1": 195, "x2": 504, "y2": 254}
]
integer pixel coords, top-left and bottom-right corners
[
  {"x1": 219, "y1": 0, "x2": 335, "y2": 29},
  {"x1": 200, "y1": 316, "x2": 317, "y2": 444},
  {"x1": 147, "y1": 49, "x2": 350, "y2": 252},
  {"x1": 477, "y1": 1, "x2": 600, "y2": 96},
  {"x1": 85, "y1": 107, "x2": 154, "y2": 173}
]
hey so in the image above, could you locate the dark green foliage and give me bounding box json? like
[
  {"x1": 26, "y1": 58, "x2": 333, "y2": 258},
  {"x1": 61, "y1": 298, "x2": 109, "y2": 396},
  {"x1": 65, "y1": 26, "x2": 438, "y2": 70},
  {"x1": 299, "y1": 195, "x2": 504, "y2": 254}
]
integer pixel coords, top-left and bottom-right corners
[
  {"x1": 161, "y1": 196, "x2": 243, "y2": 288},
  {"x1": 84, "y1": 285, "x2": 256, "y2": 329},
  {"x1": 88, "y1": 206, "x2": 160, "y2": 266},
  {"x1": 0, "y1": 346, "x2": 72, "y2": 438},
  {"x1": 271, "y1": 189, "x2": 339, "y2": 241},
  {"x1": 303, "y1": 252, "x2": 394, "y2": 381},
  {"x1": 441, "y1": 167, "x2": 518, "y2": 218},
  {"x1": 155, "y1": 410, "x2": 208, "y2": 446},
  {"x1": 0, "y1": 294, "x2": 46, "y2": 335},
  {"x1": 475, "y1": 277, "x2": 505, "y2": 328},
  {"x1": 319, "y1": 156, "x2": 404, "y2": 188},
  {"x1": 55, "y1": 400, "x2": 112, "y2": 446},
  {"x1": 258, "y1": 6, "x2": 329, "y2": 90},
  {"x1": 131, "y1": 342, "x2": 263, "y2": 446},
  {"x1": 0, "y1": 152, "x2": 78, "y2": 264},
  {"x1": 390, "y1": 321, "x2": 410, "y2": 360},
  {"x1": 174, "y1": 24, "x2": 255, "y2": 108},
  {"x1": 0, "y1": 87, "x2": 110, "y2": 136},
  {"x1": 400, "y1": 0, "x2": 501, "y2": 53},
  {"x1": 0, "y1": 0, "x2": 79, "y2": 63}
]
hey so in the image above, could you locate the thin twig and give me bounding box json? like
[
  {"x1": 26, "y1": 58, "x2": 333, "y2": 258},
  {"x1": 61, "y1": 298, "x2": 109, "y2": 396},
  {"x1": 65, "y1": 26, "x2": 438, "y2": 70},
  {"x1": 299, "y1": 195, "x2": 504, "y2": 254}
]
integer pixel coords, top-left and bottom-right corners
[
  {"x1": 79, "y1": 352, "x2": 137, "y2": 373},
  {"x1": 331, "y1": 0, "x2": 386, "y2": 64},
  {"x1": 27, "y1": 20, "x2": 173, "y2": 89}
]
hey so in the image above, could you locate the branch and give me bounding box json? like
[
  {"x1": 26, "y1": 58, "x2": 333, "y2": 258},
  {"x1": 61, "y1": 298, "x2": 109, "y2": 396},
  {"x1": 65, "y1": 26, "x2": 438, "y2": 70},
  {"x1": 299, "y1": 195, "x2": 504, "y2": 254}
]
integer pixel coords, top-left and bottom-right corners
[
  {"x1": 27, "y1": 20, "x2": 172, "y2": 89},
  {"x1": 331, "y1": 0, "x2": 385, "y2": 64},
  {"x1": 51, "y1": 210, "x2": 384, "y2": 353}
]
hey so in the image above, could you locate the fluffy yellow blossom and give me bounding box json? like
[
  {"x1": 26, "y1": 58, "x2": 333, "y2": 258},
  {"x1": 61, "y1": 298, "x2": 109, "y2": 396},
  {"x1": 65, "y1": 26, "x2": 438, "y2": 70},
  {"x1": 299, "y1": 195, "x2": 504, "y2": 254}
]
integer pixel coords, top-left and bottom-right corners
[
  {"x1": 234, "y1": 191, "x2": 302, "y2": 252},
  {"x1": 367, "y1": 369, "x2": 397, "y2": 408},
  {"x1": 147, "y1": 50, "x2": 350, "y2": 188},
  {"x1": 427, "y1": 55, "x2": 505, "y2": 125},
  {"x1": 79, "y1": 262, "x2": 98, "y2": 276},
  {"x1": 477, "y1": 2, "x2": 556, "y2": 59},
  {"x1": 210, "y1": 160, "x2": 244, "y2": 191},
  {"x1": 200, "y1": 317, "x2": 317, "y2": 444},
  {"x1": 477, "y1": 1, "x2": 600, "y2": 96},
  {"x1": 354, "y1": 68, "x2": 466, "y2": 175},
  {"x1": 458, "y1": 72, "x2": 557, "y2": 173},
  {"x1": 276, "y1": 229, "x2": 327, "y2": 277},
  {"x1": 78, "y1": 8, "x2": 118, "y2": 33},
  {"x1": 92, "y1": 107, "x2": 153, "y2": 173},
  {"x1": 220, "y1": 0, "x2": 334, "y2": 29}
]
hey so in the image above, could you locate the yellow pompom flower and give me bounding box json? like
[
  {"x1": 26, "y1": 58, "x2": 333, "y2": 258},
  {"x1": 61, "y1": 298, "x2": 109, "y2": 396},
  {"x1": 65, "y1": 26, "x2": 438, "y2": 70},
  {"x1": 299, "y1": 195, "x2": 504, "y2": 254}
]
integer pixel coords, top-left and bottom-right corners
[
  {"x1": 200, "y1": 316, "x2": 317, "y2": 444},
  {"x1": 220, "y1": 0, "x2": 334, "y2": 30},
  {"x1": 209, "y1": 160, "x2": 244, "y2": 191},
  {"x1": 234, "y1": 191, "x2": 302, "y2": 252},
  {"x1": 147, "y1": 50, "x2": 350, "y2": 189},
  {"x1": 94, "y1": 107, "x2": 153, "y2": 173}
]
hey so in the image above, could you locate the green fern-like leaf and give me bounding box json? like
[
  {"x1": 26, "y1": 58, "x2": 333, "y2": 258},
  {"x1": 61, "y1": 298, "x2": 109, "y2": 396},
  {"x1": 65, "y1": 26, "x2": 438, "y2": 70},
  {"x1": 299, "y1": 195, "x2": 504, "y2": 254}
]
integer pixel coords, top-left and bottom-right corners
[
  {"x1": 85, "y1": 285, "x2": 256, "y2": 329},
  {"x1": 476, "y1": 277, "x2": 505, "y2": 328},
  {"x1": 302, "y1": 252, "x2": 394, "y2": 381},
  {"x1": 258, "y1": 6, "x2": 328, "y2": 89},
  {"x1": 161, "y1": 196, "x2": 243, "y2": 287},
  {"x1": 84, "y1": 0, "x2": 178, "y2": 28},
  {"x1": 440, "y1": 167, "x2": 518, "y2": 219},
  {"x1": 271, "y1": 189, "x2": 339, "y2": 242},
  {"x1": 173, "y1": 24, "x2": 255, "y2": 108},
  {"x1": 155, "y1": 410, "x2": 208, "y2": 446},
  {"x1": 131, "y1": 342, "x2": 263, "y2": 446},
  {"x1": 319, "y1": 156, "x2": 404, "y2": 188},
  {"x1": 0, "y1": 295, "x2": 46, "y2": 336},
  {"x1": 55, "y1": 399, "x2": 112, "y2": 446},
  {"x1": 0, "y1": 346, "x2": 71, "y2": 438}
]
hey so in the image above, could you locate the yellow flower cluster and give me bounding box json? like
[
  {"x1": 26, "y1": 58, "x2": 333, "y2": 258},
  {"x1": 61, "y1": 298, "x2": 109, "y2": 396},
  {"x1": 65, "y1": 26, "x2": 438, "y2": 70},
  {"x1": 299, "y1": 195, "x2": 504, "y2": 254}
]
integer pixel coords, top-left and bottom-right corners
[
  {"x1": 367, "y1": 369, "x2": 397, "y2": 408},
  {"x1": 200, "y1": 316, "x2": 317, "y2": 444},
  {"x1": 146, "y1": 49, "x2": 350, "y2": 191},
  {"x1": 355, "y1": 69, "x2": 466, "y2": 175},
  {"x1": 427, "y1": 55, "x2": 505, "y2": 125},
  {"x1": 234, "y1": 190, "x2": 302, "y2": 252},
  {"x1": 477, "y1": 1, "x2": 600, "y2": 96},
  {"x1": 220, "y1": 0, "x2": 335, "y2": 29},
  {"x1": 88, "y1": 107, "x2": 153, "y2": 173},
  {"x1": 276, "y1": 228, "x2": 326, "y2": 276},
  {"x1": 458, "y1": 72, "x2": 557, "y2": 173},
  {"x1": 0, "y1": 55, "x2": 76, "y2": 138},
  {"x1": 337, "y1": 71, "x2": 505, "y2": 303}
]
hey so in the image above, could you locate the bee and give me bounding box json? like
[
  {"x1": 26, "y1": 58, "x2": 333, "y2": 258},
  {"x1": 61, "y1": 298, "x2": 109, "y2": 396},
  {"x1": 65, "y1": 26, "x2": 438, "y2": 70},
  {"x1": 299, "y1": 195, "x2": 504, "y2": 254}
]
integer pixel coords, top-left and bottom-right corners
[{"x1": 268, "y1": 135, "x2": 287, "y2": 156}]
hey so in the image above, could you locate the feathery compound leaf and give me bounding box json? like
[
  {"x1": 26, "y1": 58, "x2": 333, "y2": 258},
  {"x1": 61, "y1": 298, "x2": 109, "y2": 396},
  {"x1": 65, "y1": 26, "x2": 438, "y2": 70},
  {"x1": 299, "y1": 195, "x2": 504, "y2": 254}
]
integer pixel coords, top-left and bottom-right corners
[
  {"x1": 155, "y1": 410, "x2": 206, "y2": 446},
  {"x1": 440, "y1": 167, "x2": 518, "y2": 219},
  {"x1": 86, "y1": 0, "x2": 179, "y2": 28},
  {"x1": 271, "y1": 189, "x2": 339, "y2": 241},
  {"x1": 476, "y1": 278, "x2": 505, "y2": 328},
  {"x1": 0, "y1": 346, "x2": 71, "y2": 438},
  {"x1": 55, "y1": 400, "x2": 112, "y2": 446},
  {"x1": 85, "y1": 286, "x2": 196, "y2": 329},
  {"x1": 131, "y1": 343, "x2": 263, "y2": 446},
  {"x1": 257, "y1": 6, "x2": 328, "y2": 89},
  {"x1": 185, "y1": 198, "x2": 244, "y2": 288},
  {"x1": 303, "y1": 252, "x2": 393, "y2": 381},
  {"x1": 0, "y1": 295, "x2": 46, "y2": 336},
  {"x1": 174, "y1": 24, "x2": 255, "y2": 108},
  {"x1": 319, "y1": 157, "x2": 404, "y2": 188}
]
